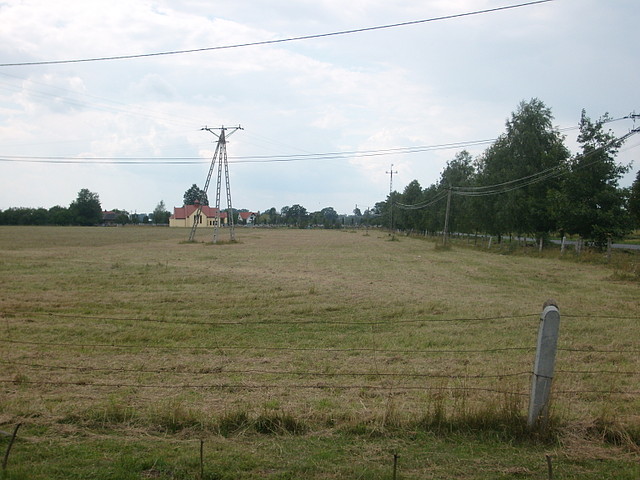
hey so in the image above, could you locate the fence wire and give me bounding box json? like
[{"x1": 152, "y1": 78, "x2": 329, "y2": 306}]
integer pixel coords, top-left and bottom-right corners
[{"x1": 2, "y1": 310, "x2": 638, "y2": 399}]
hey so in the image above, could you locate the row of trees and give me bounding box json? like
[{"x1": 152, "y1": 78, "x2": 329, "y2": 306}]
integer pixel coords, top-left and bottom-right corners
[
  {"x1": 256, "y1": 205, "x2": 377, "y2": 228},
  {"x1": 375, "y1": 99, "x2": 640, "y2": 249},
  {"x1": 183, "y1": 184, "x2": 366, "y2": 228},
  {"x1": 0, "y1": 189, "x2": 103, "y2": 226},
  {"x1": 0, "y1": 189, "x2": 172, "y2": 226},
  {"x1": 3, "y1": 100, "x2": 637, "y2": 238},
  {"x1": 257, "y1": 205, "x2": 340, "y2": 228}
]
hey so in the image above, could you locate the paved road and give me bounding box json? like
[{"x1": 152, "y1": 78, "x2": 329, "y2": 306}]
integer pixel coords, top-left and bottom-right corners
[{"x1": 550, "y1": 239, "x2": 640, "y2": 250}]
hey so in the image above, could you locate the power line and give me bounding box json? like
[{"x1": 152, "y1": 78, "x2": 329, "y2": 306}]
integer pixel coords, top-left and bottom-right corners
[
  {"x1": 454, "y1": 129, "x2": 639, "y2": 198},
  {"x1": 394, "y1": 127, "x2": 640, "y2": 209},
  {"x1": 0, "y1": 138, "x2": 498, "y2": 165},
  {"x1": 396, "y1": 190, "x2": 449, "y2": 210},
  {"x1": 0, "y1": 1, "x2": 555, "y2": 68},
  {"x1": 0, "y1": 115, "x2": 631, "y2": 167}
]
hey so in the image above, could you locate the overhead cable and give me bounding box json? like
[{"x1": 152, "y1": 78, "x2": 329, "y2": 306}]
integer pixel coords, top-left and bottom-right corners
[
  {"x1": 0, "y1": 116, "x2": 631, "y2": 166},
  {"x1": 393, "y1": 127, "x2": 639, "y2": 209},
  {"x1": 0, "y1": 138, "x2": 498, "y2": 165},
  {"x1": 0, "y1": 1, "x2": 554, "y2": 67}
]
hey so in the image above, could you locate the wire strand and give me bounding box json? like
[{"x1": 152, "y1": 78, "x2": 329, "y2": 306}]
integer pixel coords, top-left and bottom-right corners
[
  {"x1": 0, "y1": 360, "x2": 532, "y2": 380},
  {"x1": 1, "y1": 339, "x2": 535, "y2": 355},
  {"x1": 0, "y1": 1, "x2": 555, "y2": 68},
  {"x1": 5, "y1": 311, "x2": 537, "y2": 326}
]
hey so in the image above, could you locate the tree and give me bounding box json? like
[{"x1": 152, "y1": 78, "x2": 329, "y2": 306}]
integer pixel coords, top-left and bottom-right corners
[
  {"x1": 69, "y1": 188, "x2": 102, "y2": 226},
  {"x1": 629, "y1": 170, "x2": 640, "y2": 228},
  {"x1": 152, "y1": 200, "x2": 171, "y2": 224},
  {"x1": 437, "y1": 150, "x2": 478, "y2": 234},
  {"x1": 475, "y1": 99, "x2": 569, "y2": 240},
  {"x1": 283, "y1": 204, "x2": 308, "y2": 227},
  {"x1": 557, "y1": 111, "x2": 632, "y2": 248},
  {"x1": 375, "y1": 197, "x2": 394, "y2": 230},
  {"x1": 320, "y1": 207, "x2": 339, "y2": 228},
  {"x1": 129, "y1": 212, "x2": 140, "y2": 224},
  {"x1": 0, "y1": 207, "x2": 48, "y2": 225},
  {"x1": 259, "y1": 207, "x2": 279, "y2": 225},
  {"x1": 396, "y1": 180, "x2": 423, "y2": 232},
  {"x1": 112, "y1": 209, "x2": 130, "y2": 225},
  {"x1": 183, "y1": 184, "x2": 208, "y2": 206},
  {"x1": 48, "y1": 205, "x2": 72, "y2": 225}
]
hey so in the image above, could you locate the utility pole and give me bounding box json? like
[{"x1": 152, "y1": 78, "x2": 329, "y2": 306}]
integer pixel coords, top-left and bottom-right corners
[
  {"x1": 386, "y1": 164, "x2": 398, "y2": 236},
  {"x1": 188, "y1": 125, "x2": 242, "y2": 243},
  {"x1": 442, "y1": 187, "x2": 452, "y2": 246}
]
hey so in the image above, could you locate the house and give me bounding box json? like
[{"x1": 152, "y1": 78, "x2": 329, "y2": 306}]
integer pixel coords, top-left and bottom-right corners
[
  {"x1": 238, "y1": 211, "x2": 258, "y2": 225},
  {"x1": 102, "y1": 210, "x2": 117, "y2": 225},
  {"x1": 169, "y1": 204, "x2": 228, "y2": 228}
]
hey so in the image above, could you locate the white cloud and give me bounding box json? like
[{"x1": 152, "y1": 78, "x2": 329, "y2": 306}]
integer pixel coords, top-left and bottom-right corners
[{"x1": 0, "y1": 0, "x2": 638, "y2": 214}]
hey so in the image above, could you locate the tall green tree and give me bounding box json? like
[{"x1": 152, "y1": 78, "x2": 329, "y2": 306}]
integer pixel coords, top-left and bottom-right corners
[
  {"x1": 396, "y1": 180, "x2": 423, "y2": 232},
  {"x1": 557, "y1": 111, "x2": 632, "y2": 248},
  {"x1": 69, "y1": 188, "x2": 102, "y2": 226},
  {"x1": 48, "y1": 205, "x2": 72, "y2": 225},
  {"x1": 112, "y1": 209, "x2": 130, "y2": 225},
  {"x1": 259, "y1": 207, "x2": 279, "y2": 225},
  {"x1": 283, "y1": 204, "x2": 308, "y2": 227},
  {"x1": 320, "y1": 207, "x2": 339, "y2": 228},
  {"x1": 183, "y1": 184, "x2": 208, "y2": 206},
  {"x1": 628, "y1": 170, "x2": 640, "y2": 228},
  {"x1": 129, "y1": 212, "x2": 140, "y2": 224},
  {"x1": 376, "y1": 192, "x2": 400, "y2": 230},
  {"x1": 475, "y1": 99, "x2": 569, "y2": 240},
  {"x1": 152, "y1": 200, "x2": 171, "y2": 224},
  {"x1": 438, "y1": 150, "x2": 477, "y2": 234}
]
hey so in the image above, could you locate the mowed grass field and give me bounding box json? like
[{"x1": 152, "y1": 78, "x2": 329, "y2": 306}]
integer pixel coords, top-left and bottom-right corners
[{"x1": 0, "y1": 226, "x2": 638, "y2": 479}]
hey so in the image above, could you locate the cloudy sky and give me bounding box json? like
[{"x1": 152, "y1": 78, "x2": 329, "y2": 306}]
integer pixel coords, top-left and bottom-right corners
[{"x1": 1, "y1": 0, "x2": 638, "y2": 216}]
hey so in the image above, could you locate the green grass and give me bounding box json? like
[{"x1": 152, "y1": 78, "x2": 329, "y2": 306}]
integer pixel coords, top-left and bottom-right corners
[{"x1": 0, "y1": 225, "x2": 638, "y2": 479}]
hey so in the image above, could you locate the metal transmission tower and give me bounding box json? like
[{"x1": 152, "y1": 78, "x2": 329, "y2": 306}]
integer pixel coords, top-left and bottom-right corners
[{"x1": 188, "y1": 125, "x2": 243, "y2": 243}]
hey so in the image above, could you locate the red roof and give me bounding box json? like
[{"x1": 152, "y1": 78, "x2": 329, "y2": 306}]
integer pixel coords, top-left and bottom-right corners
[
  {"x1": 239, "y1": 211, "x2": 257, "y2": 220},
  {"x1": 171, "y1": 204, "x2": 227, "y2": 219}
]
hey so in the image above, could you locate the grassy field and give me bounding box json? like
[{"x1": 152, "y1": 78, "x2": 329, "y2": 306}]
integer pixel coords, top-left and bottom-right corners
[{"x1": 0, "y1": 226, "x2": 638, "y2": 479}]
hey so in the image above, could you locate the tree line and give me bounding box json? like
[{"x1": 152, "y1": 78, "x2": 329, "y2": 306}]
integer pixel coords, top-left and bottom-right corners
[
  {"x1": 3, "y1": 99, "x2": 639, "y2": 238},
  {"x1": 183, "y1": 183, "x2": 356, "y2": 228},
  {"x1": 0, "y1": 189, "x2": 171, "y2": 226},
  {"x1": 374, "y1": 99, "x2": 640, "y2": 249}
]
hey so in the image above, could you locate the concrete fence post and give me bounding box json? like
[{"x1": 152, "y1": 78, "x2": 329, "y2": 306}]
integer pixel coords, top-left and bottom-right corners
[{"x1": 528, "y1": 300, "x2": 560, "y2": 430}]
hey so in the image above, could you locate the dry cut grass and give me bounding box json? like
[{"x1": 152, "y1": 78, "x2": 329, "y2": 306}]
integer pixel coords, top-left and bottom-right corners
[{"x1": 0, "y1": 226, "x2": 638, "y2": 460}]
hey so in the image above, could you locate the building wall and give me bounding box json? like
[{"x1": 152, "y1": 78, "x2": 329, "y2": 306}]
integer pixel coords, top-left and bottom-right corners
[{"x1": 169, "y1": 211, "x2": 227, "y2": 227}]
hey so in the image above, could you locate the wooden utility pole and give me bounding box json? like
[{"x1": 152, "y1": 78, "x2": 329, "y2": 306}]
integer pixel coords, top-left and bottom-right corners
[
  {"x1": 386, "y1": 164, "x2": 398, "y2": 236},
  {"x1": 442, "y1": 187, "x2": 452, "y2": 245}
]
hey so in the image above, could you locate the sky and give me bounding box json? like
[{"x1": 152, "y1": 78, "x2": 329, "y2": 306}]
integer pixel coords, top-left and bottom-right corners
[{"x1": 1, "y1": 0, "x2": 639, "y2": 216}]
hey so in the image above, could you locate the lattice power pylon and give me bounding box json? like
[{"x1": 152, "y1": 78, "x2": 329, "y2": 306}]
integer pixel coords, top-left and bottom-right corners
[{"x1": 188, "y1": 125, "x2": 242, "y2": 243}]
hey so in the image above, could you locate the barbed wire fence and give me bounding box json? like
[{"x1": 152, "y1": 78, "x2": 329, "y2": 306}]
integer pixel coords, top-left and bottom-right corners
[
  {"x1": 2, "y1": 302, "x2": 639, "y2": 477},
  {"x1": 2, "y1": 307, "x2": 638, "y2": 400}
]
